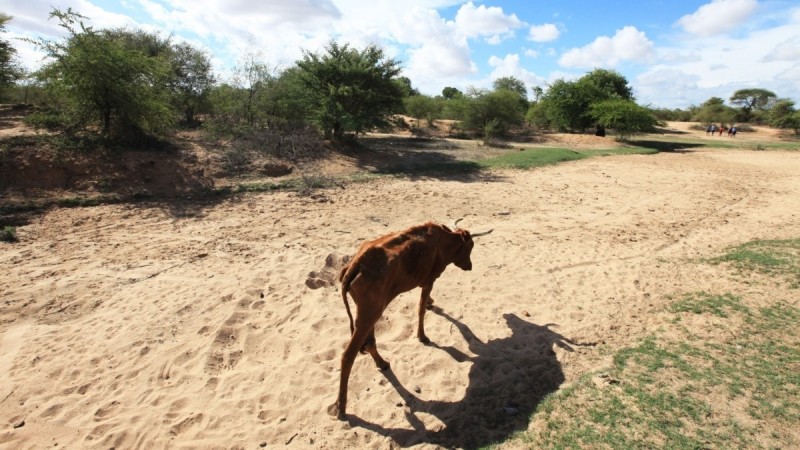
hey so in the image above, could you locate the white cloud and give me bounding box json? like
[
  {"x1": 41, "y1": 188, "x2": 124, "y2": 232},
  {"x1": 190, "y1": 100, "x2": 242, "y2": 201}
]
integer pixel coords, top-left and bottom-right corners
[
  {"x1": 762, "y1": 36, "x2": 800, "y2": 62},
  {"x1": 454, "y1": 1, "x2": 523, "y2": 42},
  {"x1": 487, "y1": 53, "x2": 546, "y2": 89},
  {"x1": 634, "y1": 68, "x2": 705, "y2": 107},
  {"x1": 528, "y1": 23, "x2": 559, "y2": 42},
  {"x1": 676, "y1": 0, "x2": 758, "y2": 37},
  {"x1": 524, "y1": 48, "x2": 540, "y2": 58},
  {"x1": 558, "y1": 26, "x2": 654, "y2": 68}
]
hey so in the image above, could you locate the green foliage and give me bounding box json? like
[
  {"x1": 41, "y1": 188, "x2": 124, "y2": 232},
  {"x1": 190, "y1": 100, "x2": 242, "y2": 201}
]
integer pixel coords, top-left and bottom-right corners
[
  {"x1": 393, "y1": 76, "x2": 418, "y2": 98},
  {"x1": 538, "y1": 79, "x2": 593, "y2": 131},
  {"x1": 539, "y1": 69, "x2": 635, "y2": 132},
  {"x1": 648, "y1": 106, "x2": 693, "y2": 122},
  {"x1": 692, "y1": 97, "x2": 737, "y2": 124},
  {"x1": 493, "y1": 76, "x2": 528, "y2": 101},
  {"x1": 579, "y1": 68, "x2": 634, "y2": 101},
  {"x1": 770, "y1": 99, "x2": 800, "y2": 134},
  {"x1": 1, "y1": 225, "x2": 17, "y2": 242},
  {"x1": 0, "y1": 13, "x2": 23, "y2": 93},
  {"x1": 589, "y1": 99, "x2": 658, "y2": 140},
  {"x1": 167, "y1": 42, "x2": 215, "y2": 125},
  {"x1": 730, "y1": 88, "x2": 778, "y2": 122},
  {"x1": 404, "y1": 94, "x2": 440, "y2": 127},
  {"x1": 441, "y1": 86, "x2": 463, "y2": 100},
  {"x1": 30, "y1": 9, "x2": 174, "y2": 138},
  {"x1": 457, "y1": 87, "x2": 526, "y2": 136},
  {"x1": 296, "y1": 41, "x2": 403, "y2": 140}
]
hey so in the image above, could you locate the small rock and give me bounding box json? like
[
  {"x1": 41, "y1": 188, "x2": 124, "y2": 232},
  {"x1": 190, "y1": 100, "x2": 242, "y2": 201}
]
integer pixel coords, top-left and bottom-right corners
[
  {"x1": 503, "y1": 407, "x2": 518, "y2": 416},
  {"x1": 259, "y1": 442, "x2": 267, "y2": 448},
  {"x1": 13, "y1": 419, "x2": 25, "y2": 429},
  {"x1": 413, "y1": 386, "x2": 421, "y2": 394}
]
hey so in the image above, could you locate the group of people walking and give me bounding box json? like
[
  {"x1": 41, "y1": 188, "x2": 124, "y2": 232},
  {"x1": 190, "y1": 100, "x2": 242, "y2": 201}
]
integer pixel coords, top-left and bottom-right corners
[{"x1": 706, "y1": 123, "x2": 738, "y2": 137}]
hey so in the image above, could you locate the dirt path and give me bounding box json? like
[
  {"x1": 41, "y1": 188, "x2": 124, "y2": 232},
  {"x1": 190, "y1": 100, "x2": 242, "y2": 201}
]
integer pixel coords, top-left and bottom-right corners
[{"x1": 1, "y1": 148, "x2": 799, "y2": 449}]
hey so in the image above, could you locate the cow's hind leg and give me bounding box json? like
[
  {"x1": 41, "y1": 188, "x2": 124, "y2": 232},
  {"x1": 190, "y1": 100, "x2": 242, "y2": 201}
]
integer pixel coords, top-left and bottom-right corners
[
  {"x1": 329, "y1": 300, "x2": 384, "y2": 420},
  {"x1": 362, "y1": 327, "x2": 389, "y2": 370},
  {"x1": 328, "y1": 322, "x2": 371, "y2": 420}
]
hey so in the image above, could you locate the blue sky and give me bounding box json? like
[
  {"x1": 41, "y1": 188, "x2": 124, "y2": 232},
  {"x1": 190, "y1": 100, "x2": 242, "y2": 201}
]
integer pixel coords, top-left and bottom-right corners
[{"x1": 3, "y1": 0, "x2": 800, "y2": 108}]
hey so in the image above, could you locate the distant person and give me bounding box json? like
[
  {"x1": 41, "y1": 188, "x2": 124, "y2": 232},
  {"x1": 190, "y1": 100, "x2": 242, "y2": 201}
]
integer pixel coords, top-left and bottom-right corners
[
  {"x1": 718, "y1": 124, "x2": 724, "y2": 136},
  {"x1": 706, "y1": 124, "x2": 712, "y2": 135},
  {"x1": 710, "y1": 124, "x2": 716, "y2": 135},
  {"x1": 731, "y1": 126, "x2": 737, "y2": 138},
  {"x1": 728, "y1": 126, "x2": 733, "y2": 136}
]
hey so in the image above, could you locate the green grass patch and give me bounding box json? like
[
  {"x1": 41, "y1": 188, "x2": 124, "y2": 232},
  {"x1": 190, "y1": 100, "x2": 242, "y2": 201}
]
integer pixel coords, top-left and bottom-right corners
[
  {"x1": 477, "y1": 147, "x2": 588, "y2": 169},
  {"x1": 506, "y1": 292, "x2": 800, "y2": 449},
  {"x1": 578, "y1": 147, "x2": 659, "y2": 156},
  {"x1": 668, "y1": 291, "x2": 750, "y2": 317},
  {"x1": 709, "y1": 239, "x2": 800, "y2": 288}
]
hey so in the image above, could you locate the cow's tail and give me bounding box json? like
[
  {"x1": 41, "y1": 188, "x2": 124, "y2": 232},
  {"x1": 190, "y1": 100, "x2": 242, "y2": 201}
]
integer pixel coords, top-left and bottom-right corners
[{"x1": 339, "y1": 264, "x2": 357, "y2": 335}]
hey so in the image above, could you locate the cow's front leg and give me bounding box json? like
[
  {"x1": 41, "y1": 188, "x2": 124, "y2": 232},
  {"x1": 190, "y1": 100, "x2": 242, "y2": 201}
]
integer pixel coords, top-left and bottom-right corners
[{"x1": 417, "y1": 285, "x2": 433, "y2": 344}]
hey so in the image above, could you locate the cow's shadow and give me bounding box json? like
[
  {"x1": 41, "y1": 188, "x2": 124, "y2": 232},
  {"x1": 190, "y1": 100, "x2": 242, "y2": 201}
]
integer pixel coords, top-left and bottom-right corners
[{"x1": 348, "y1": 308, "x2": 575, "y2": 449}]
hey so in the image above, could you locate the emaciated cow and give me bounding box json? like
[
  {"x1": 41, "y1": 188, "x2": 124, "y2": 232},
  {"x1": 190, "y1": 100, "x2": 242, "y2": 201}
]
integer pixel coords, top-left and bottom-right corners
[{"x1": 328, "y1": 219, "x2": 492, "y2": 419}]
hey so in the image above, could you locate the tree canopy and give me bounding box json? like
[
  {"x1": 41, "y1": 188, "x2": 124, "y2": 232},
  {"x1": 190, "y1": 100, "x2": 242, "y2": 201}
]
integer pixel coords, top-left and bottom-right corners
[
  {"x1": 0, "y1": 13, "x2": 23, "y2": 93},
  {"x1": 296, "y1": 41, "x2": 404, "y2": 140},
  {"x1": 538, "y1": 69, "x2": 635, "y2": 132},
  {"x1": 730, "y1": 88, "x2": 777, "y2": 122},
  {"x1": 589, "y1": 99, "x2": 657, "y2": 140}
]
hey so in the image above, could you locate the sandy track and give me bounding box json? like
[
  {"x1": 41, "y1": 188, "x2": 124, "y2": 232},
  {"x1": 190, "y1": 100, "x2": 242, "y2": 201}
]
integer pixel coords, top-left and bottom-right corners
[{"x1": 1, "y1": 149, "x2": 799, "y2": 449}]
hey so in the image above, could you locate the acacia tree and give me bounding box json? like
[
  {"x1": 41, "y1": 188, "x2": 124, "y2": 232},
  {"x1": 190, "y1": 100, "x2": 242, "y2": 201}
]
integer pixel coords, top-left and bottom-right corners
[
  {"x1": 589, "y1": 99, "x2": 657, "y2": 140},
  {"x1": 0, "y1": 13, "x2": 23, "y2": 96},
  {"x1": 730, "y1": 88, "x2": 777, "y2": 122},
  {"x1": 296, "y1": 41, "x2": 403, "y2": 140},
  {"x1": 32, "y1": 9, "x2": 173, "y2": 137}
]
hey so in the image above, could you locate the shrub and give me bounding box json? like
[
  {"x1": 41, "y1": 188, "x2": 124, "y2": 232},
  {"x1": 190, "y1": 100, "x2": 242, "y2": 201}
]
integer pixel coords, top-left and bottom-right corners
[{"x1": 1, "y1": 226, "x2": 17, "y2": 242}]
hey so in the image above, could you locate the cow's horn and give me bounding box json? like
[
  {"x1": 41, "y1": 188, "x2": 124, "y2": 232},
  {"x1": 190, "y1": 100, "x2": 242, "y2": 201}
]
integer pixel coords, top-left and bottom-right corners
[
  {"x1": 472, "y1": 229, "x2": 494, "y2": 237},
  {"x1": 453, "y1": 218, "x2": 464, "y2": 229}
]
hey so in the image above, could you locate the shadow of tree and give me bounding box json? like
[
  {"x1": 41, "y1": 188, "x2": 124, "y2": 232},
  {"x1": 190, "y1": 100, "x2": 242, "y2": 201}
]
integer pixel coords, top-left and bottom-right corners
[
  {"x1": 630, "y1": 140, "x2": 707, "y2": 153},
  {"x1": 349, "y1": 308, "x2": 577, "y2": 449},
  {"x1": 344, "y1": 136, "x2": 506, "y2": 183}
]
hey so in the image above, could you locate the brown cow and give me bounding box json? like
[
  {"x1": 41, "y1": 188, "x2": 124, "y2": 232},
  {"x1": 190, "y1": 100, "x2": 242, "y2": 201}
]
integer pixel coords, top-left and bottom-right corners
[{"x1": 328, "y1": 219, "x2": 492, "y2": 419}]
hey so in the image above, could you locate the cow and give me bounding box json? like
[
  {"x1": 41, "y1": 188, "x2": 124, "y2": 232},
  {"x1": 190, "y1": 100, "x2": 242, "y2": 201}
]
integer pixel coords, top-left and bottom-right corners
[{"x1": 328, "y1": 219, "x2": 493, "y2": 419}]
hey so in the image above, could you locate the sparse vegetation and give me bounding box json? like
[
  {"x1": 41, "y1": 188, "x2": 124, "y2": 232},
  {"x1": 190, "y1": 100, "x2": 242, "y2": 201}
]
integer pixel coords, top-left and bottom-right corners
[
  {"x1": 1, "y1": 225, "x2": 17, "y2": 242},
  {"x1": 501, "y1": 238, "x2": 800, "y2": 449},
  {"x1": 505, "y1": 290, "x2": 800, "y2": 449},
  {"x1": 709, "y1": 239, "x2": 800, "y2": 288}
]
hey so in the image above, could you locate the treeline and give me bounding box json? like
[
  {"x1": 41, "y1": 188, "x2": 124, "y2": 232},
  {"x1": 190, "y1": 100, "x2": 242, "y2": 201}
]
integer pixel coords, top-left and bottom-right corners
[
  {"x1": 649, "y1": 89, "x2": 800, "y2": 131},
  {"x1": 1, "y1": 8, "x2": 799, "y2": 155}
]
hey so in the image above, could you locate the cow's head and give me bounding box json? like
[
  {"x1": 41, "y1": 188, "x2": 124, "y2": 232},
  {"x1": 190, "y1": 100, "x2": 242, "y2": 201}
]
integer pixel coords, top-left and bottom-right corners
[
  {"x1": 449, "y1": 219, "x2": 493, "y2": 271},
  {"x1": 451, "y1": 229, "x2": 475, "y2": 271}
]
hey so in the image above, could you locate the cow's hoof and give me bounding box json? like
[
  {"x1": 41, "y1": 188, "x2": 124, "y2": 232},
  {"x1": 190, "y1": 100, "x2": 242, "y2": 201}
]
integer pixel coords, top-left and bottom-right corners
[{"x1": 327, "y1": 403, "x2": 346, "y2": 420}]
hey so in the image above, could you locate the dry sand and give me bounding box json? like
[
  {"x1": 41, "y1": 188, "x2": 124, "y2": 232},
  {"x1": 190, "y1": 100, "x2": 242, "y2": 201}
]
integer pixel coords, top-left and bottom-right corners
[{"x1": 2, "y1": 141, "x2": 800, "y2": 448}]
